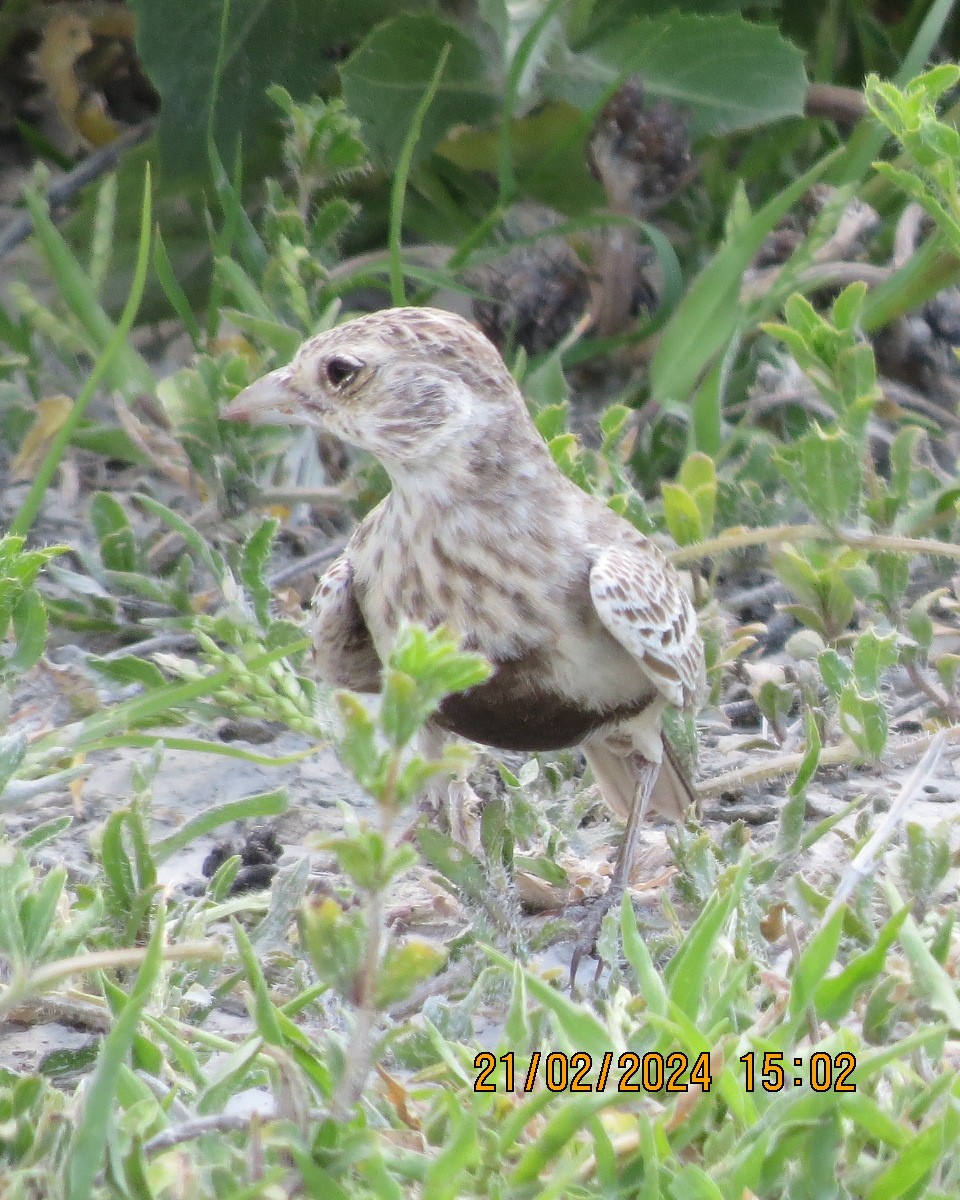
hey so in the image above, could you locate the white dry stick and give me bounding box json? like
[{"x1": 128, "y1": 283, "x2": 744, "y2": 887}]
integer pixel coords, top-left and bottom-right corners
[{"x1": 823, "y1": 728, "x2": 947, "y2": 924}]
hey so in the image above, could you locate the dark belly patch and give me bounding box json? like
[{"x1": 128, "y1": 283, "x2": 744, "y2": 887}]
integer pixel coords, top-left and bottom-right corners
[{"x1": 436, "y1": 657, "x2": 650, "y2": 752}]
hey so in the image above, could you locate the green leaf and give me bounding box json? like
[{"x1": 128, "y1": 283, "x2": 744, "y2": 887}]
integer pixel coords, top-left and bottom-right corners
[
  {"x1": 65, "y1": 911, "x2": 166, "y2": 1200},
  {"x1": 336, "y1": 693, "x2": 384, "y2": 794},
  {"x1": 679, "y1": 451, "x2": 717, "y2": 537},
  {"x1": 882, "y1": 880, "x2": 960, "y2": 1031},
  {"x1": 788, "y1": 708, "x2": 822, "y2": 799},
  {"x1": 134, "y1": 494, "x2": 226, "y2": 582},
  {"x1": 232, "y1": 919, "x2": 284, "y2": 1045},
  {"x1": 376, "y1": 939, "x2": 446, "y2": 1008},
  {"x1": 789, "y1": 906, "x2": 844, "y2": 1021},
  {"x1": 299, "y1": 895, "x2": 364, "y2": 997},
  {"x1": 814, "y1": 907, "x2": 909, "y2": 1023},
  {"x1": 89, "y1": 655, "x2": 167, "y2": 690},
  {"x1": 533, "y1": 403, "x2": 570, "y2": 440},
  {"x1": 839, "y1": 685, "x2": 888, "y2": 759},
  {"x1": 775, "y1": 425, "x2": 862, "y2": 528},
  {"x1": 664, "y1": 855, "x2": 749, "y2": 1019},
  {"x1": 852, "y1": 628, "x2": 900, "y2": 694},
  {"x1": 341, "y1": 15, "x2": 498, "y2": 169},
  {"x1": 661, "y1": 483, "x2": 703, "y2": 546},
  {"x1": 420, "y1": 1107, "x2": 480, "y2": 1200},
  {"x1": 20, "y1": 867, "x2": 65, "y2": 958},
  {"x1": 0, "y1": 733, "x2": 28, "y2": 795},
  {"x1": 547, "y1": 12, "x2": 806, "y2": 138},
  {"x1": 485, "y1": 947, "x2": 611, "y2": 1061},
  {"x1": 153, "y1": 227, "x2": 201, "y2": 347},
  {"x1": 90, "y1": 492, "x2": 138, "y2": 574},
  {"x1": 8, "y1": 589, "x2": 47, "y2": 672},
  {"x1": 240, "y1": 518, "x2": 279, "y2": 626},
  {"x1": 132, "y1": 0, "x2": 418, "y2": 180},
  {"x1": 418, "y1": 827, "x2": 488, "y2": 904},
  {"x1": 17, "y1": 815, "x2": 73, "y2": 853},
  {"x1": 868, "y1": 1117, "x2": 954, "y2": 1200},
  {"x1": 620, "y1": 897, "x2": 669, "y2": 1019},
  {"x1": 151, "y1": 789, "x2": 289, "y2": 864},
  {"x1": 100, "y1": 811, "x2": 137, "y2": 913}
]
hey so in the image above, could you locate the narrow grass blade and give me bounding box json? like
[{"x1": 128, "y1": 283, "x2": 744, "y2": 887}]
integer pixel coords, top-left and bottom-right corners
[
  {"x1": 64, "y1": 910, "x2": 166, "y2": 1200},
  {"x1": 650, "y1": 150, "x2": 839, "y2": 404},
  {"x1": 152, "y1": 789, "x2": 289, "y2": 863},
  {"x1": 390, "y1": 44, "x2": 451, "y2": 307},
  {"x1": 10, "y1": 168, "x2": 153, "y2": 538},
  {"x1": 20, "y1": 188, "x2": 153, "y2": 395}
]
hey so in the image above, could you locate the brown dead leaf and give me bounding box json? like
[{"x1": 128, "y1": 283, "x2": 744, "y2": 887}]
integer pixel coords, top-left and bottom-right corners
[
  {"x1": 376, "y1": 1065, "x2": 422, "y2": 1130},
  {"x1": 515, "y1": 869, "x2": 569, "y2": 912},
  {"x1": 112, "y1": 394, "x2": 201, "y2": 495}
]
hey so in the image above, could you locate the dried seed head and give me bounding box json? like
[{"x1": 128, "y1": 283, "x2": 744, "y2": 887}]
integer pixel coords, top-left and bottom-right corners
[
  {"x1": 471, "y1": 210, "x2": 590, "y2": 355},
  {"x1": 588, "y1": 76, "x2": 693, "y2": 213}
]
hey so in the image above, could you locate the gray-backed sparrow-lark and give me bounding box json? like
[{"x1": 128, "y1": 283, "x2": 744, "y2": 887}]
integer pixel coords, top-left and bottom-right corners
[{"x1": 223, "y1": 307, "x2": 705, "y2": 983}]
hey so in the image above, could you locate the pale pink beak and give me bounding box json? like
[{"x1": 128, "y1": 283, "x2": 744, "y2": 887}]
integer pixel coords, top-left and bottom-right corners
[{"x1": 221, "y1": 367, "x2": 297, "y2": 424}]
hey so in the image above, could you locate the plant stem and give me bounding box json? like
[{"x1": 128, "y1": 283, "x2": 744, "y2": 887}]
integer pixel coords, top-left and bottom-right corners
[
  {"x1": 697, "y1": 724, "x2": 960, "y2": 797},
  {"x1": 670, "y1": 523, "x2": 960, "y2": 567},
  {"x1": 333, "y1": 756, "x2": 399, "y2": 1115}
]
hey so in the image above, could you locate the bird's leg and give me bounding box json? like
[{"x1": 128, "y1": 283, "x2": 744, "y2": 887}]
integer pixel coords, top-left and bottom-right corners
[
  {"x1": 417, "y1": 722, "x2": 484, "y2": 853},
  {"x1": 569, "y1": 753, "x2": 659, "y2": 990},
  {"x1": 418, "y1": 722, "x2": 450, "y2": 825}
]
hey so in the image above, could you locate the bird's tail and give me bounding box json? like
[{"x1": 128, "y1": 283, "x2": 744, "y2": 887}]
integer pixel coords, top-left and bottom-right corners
[{"x1": 650, "y1": 734, "x2": 701, "y2": 822}]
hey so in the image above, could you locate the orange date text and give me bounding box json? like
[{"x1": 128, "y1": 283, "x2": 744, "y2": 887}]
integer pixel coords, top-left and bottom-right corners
[{"x1": 473, "y1": 1050, "x2": 713, "y2": 1093}]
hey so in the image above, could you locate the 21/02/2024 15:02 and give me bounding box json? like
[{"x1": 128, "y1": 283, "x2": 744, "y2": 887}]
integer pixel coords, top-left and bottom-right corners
[{"x1": 473, "y1": 1050, "x2": 857, "y2": 1093}]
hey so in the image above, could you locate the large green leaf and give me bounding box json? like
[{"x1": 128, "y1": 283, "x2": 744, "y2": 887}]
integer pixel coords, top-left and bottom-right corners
[
  {"x1": 131, "y1": 0, "x2": 433, "y2": 179},
  {"x1": 544, "y1": 12, "x2": 807, "y2": 139},
  {"x1": 340, "y1": 14, "x2": 500, "y2": 168}
]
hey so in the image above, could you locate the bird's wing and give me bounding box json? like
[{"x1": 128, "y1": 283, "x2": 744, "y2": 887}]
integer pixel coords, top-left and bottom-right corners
[
  {"x1": 308, "y1": 556, "x2": 382, "y2": 692},
  {"x1": 589, "y1": 543, "x2": 704, "y2": 710}
]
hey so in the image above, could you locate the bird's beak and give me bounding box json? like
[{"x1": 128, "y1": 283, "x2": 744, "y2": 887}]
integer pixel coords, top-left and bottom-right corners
[{"x1": 221, "y1": 367, "x2": 297, "y2": 425}]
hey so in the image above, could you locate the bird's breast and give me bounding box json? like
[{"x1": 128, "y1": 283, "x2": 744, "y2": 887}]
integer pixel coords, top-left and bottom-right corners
[
  {"x1": 352, "y1": 502, "x2": 579, "y2": 661},
  {"x1": 349, "y1": 497, "x2": 655, "y2": 750}
]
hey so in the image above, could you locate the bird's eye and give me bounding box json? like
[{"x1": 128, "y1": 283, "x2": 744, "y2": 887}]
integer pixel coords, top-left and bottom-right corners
[{"x1": 324, "y1": 356, "x2": 361, "y2": 389}]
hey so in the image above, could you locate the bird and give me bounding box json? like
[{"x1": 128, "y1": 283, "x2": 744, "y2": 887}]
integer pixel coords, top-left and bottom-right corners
[{"x1": 222, "y1": 306, "x2": 705, "y2": 982}]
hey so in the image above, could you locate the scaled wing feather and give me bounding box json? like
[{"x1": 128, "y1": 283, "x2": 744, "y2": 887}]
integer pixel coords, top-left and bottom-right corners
[
  {"x1": 308, "y1": 556, "x2": 381, "y2": 692},
  {"x1": 589, "y1": 543, "x2": 704, "y2": 709}
]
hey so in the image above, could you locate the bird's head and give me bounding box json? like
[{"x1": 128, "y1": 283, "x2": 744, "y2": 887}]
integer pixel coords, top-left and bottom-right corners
[{"x1": 221, "y1": 307, "x2": 524, "y2": 471}]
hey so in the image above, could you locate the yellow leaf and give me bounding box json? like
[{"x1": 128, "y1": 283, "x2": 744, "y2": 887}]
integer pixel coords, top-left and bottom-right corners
[
  {"x1": 33, "y1": 14, "x2": 91, "y2": 129},
  {"x1": 33, "y1": 12, "x2": 121, "y2": 149},
  {"x1": 11, "y1": 395, "x2": 73, "y2": 481}
]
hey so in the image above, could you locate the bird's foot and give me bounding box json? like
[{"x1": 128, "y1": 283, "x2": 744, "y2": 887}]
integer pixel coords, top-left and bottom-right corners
[
  {"x1": 448, "y1": 779, "x2": 484, "y2": 857},
  {"x1": 569, "y1": 882, "x2": 625, "y2": 993}
]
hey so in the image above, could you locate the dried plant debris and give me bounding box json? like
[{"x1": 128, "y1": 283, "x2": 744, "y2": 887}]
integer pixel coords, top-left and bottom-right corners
[
  {"x1": 587, "y1": 76, "x2": 693, "y2": 216},
  {"x1": 202, "y1": 824, "x2": 284, "y2": 893},
  {"x1": 2, "y1": 2, "x2": 156, "y2": 155},
  {"x1": 470, "y1": 206, "x2": 590, "y2": 356}
]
